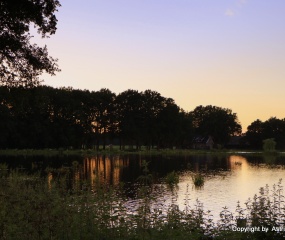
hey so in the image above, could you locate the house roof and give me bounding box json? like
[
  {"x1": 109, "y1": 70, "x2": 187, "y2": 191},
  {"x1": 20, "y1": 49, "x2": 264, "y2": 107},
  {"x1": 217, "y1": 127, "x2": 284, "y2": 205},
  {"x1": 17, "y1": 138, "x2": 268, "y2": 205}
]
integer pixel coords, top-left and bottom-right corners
[{"x1": 192, "y1": 136, "x2": 213, "y2": 144}]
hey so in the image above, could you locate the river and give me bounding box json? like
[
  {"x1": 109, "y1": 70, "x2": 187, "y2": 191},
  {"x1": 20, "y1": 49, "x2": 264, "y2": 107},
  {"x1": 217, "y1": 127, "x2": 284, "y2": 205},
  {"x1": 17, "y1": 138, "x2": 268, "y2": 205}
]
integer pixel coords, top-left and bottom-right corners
[{"x1": 1, "y1": 153, "x2": 285, "y2": 221}]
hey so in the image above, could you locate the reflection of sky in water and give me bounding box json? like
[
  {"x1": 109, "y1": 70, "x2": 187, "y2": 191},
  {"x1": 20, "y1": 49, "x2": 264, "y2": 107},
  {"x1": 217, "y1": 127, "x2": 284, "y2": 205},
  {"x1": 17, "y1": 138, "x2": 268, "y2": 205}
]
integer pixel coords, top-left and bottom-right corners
[
  {"x1": 8, "y1": 153, "x2": 285, "y2": 223},
  {"x1": 63, "y1": 154, "x2": 285, "y2": 221},
  {"x1": 174, "y1": 155, "x2": 285, "y2": 221}
]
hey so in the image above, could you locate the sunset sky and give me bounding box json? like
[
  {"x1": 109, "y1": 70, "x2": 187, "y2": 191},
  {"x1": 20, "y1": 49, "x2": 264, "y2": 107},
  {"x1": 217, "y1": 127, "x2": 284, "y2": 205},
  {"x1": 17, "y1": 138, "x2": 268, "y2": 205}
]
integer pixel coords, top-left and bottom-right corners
[{"x1": 37, "y1": 0, "x2": 285, "y2": 132}]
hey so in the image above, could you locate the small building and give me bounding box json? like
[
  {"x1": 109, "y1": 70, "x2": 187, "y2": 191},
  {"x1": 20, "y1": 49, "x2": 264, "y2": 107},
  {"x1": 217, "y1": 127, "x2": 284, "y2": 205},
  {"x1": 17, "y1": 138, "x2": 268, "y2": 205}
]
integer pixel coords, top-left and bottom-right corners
[{"x1": 192, "y1": 136, "x2": 214, "y2": 149}]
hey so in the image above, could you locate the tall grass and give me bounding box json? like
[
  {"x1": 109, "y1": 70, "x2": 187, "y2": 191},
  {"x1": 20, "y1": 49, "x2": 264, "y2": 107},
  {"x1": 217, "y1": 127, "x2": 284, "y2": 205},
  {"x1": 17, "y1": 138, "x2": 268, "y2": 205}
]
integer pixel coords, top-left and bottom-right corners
[
  {"x1": 165, "y1": 171, "x2": 179, "y2": 186},
  {"x1": 0, "y1": 166, "x2": 285, "y2": 239},
  {"x1": 192, "y1": 173, "x2": 205, "y2": 188}
]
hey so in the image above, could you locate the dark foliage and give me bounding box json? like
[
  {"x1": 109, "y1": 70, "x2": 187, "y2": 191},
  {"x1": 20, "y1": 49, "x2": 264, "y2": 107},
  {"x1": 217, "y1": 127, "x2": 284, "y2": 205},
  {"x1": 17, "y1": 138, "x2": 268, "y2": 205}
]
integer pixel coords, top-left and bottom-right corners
[
  {"x1": 0, "y1": 167, "x2": 285, "y2": 239},
  {"x1": 0, "y1": 86, "x2": 192, "y2": 149},
  {"x1": 0, "y1": 86, "x2": 246, "y2": 150},
  {"x1": 190, "y1": 105, "x2": 242, "y2": 145},
  {"x1": 246, "y1": 117, "x2": 285, "y2": 150},
  {"x1": 0, "y1": 0, "x2": 61, "y2": 86}
]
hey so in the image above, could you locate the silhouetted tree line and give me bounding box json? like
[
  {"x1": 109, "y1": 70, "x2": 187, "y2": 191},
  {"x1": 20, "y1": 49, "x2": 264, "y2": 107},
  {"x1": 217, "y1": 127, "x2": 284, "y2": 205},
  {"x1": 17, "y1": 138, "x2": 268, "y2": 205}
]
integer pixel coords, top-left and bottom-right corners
[
  {"x1": 246, "y1": 117, "x2": 285, "y2": 150},
  {"x1": 1, "y1": 86, "x2": 284, "y2": 150},
  {"x1": 1, "y1": 3, "x2": 285, "y2": 151}
]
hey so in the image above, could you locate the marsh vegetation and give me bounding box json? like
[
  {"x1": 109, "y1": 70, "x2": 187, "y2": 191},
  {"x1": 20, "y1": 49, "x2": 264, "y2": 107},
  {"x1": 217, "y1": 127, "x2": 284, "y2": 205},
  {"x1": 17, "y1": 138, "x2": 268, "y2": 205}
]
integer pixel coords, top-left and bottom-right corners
[
  {"x1": 1, "y1": 162, "x2": 285, "y2": 239},
  {"x1": 192, "y1": 174, "x2": 205, "y2": 188}
]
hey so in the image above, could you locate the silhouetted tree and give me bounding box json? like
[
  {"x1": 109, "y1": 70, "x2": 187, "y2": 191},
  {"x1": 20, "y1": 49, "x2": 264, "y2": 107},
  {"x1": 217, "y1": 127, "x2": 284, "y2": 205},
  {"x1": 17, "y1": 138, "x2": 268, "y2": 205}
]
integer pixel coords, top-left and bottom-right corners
[
  {"x1": 115, "y1": 90, "x2": 144, "y2": 150},
  {"x1": 156, "y1": 98, "x2": 182, "y2": 149},
  {"x1": 0, "y1": 87, "x2": 13, "y2": 147},
  {"x1": 6, "y1": 86, "x2": 280, "y2": 151},
  {"x1": 246, "y1": 119, "x2": 264, "y2": 149},
  {"x1": 175, "y1": 110, "x2": 194, "y2": 149},
  {"x1": 0, "y1": 0, "x2": 61, "y2": 86},
  {"x1": 190, "y1": 105, "x2": 242, "y2": 146},
  {"x1": 246, "y1": 117, "x2": 285, "y2": 150},
  {"x1": 141, "y1": 90, "x2": 165, "y2": 149},
  {"x1": 91, "y1": 89, "x2": 116, "y2": 150},
  {"x1": 263, "y1": 118, "x2": 285, "y2": 149}
]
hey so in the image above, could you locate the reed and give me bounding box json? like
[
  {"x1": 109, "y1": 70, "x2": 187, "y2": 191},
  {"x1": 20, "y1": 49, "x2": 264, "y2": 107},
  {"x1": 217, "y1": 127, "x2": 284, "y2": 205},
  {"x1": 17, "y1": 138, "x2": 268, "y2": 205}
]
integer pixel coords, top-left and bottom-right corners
[
  {"x1": 165, "y1": 171, "x2": 179, "y2": 186},
  {"x1": 192, "y1": 173, "x2": 205, "y2": 188},
  {"x1": 0, "y1": 167, "x2": 284, "y2": 239}
]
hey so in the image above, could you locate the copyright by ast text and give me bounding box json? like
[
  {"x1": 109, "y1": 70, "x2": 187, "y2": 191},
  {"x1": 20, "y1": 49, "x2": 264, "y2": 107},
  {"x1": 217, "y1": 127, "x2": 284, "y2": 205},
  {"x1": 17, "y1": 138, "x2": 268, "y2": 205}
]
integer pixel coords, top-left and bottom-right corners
[{"x1": 232, "y1": 226, "x2": 285, "y2": 233}]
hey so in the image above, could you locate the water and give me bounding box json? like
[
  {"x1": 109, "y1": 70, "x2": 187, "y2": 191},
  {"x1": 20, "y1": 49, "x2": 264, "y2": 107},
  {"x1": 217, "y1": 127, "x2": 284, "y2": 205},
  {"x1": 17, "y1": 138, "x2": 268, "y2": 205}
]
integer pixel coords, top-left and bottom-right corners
[
  {"x1": 175, "y1": 155, "x2": 285, "y2": 220},
  {"x1": 1, "y1": 153, "x2": 285, "y2": 220}
]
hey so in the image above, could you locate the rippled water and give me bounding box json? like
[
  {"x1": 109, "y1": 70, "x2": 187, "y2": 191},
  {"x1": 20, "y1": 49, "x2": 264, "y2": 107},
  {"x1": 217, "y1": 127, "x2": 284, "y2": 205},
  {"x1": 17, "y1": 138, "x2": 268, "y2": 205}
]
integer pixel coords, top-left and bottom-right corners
[
  {"x1": 1, "y1": 153, "x2": 285, "y2": 220},
  {"x1": 174, "y1": 155, "x2": 285, "y2": 220}
]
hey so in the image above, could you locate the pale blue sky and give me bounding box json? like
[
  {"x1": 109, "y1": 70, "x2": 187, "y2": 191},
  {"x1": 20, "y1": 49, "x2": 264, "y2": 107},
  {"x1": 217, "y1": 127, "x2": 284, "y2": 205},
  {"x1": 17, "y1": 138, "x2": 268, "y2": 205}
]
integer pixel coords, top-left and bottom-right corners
[{"x1": 37, "y1": 0, "x2": 285, "y2": 131}]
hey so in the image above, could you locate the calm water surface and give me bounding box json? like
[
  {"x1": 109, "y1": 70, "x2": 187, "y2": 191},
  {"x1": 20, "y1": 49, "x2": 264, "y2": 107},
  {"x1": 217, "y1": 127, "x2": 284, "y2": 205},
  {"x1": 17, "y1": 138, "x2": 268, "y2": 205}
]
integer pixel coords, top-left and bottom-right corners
[
  {"x1": 176, "y1": 155, "x2": 285, "y2": 219},
  {"x1": 1, "y1": 153, "x2": 285, "y2": 220}
]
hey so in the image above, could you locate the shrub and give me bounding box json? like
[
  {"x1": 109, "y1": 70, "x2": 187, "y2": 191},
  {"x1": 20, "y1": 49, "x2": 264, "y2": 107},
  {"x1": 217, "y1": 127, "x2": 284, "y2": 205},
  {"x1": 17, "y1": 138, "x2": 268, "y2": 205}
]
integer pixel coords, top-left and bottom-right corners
[
  {"x1": 192, "y1": 174, "x2": 205, "y2": 188},
  {"x1": 263, "y1": 138, "x2": 276, "y2": 152},
  {"x1": 165, "y1": 171, "x2": 179, "y2": 186}
]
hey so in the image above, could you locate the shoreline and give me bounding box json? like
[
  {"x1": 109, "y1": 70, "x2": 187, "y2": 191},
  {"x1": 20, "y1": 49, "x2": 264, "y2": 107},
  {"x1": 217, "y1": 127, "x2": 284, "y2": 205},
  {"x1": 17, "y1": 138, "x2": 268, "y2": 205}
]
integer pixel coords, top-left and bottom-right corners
[{"x1": 0, "y1": 148, "x2": 283, "y2": 157}]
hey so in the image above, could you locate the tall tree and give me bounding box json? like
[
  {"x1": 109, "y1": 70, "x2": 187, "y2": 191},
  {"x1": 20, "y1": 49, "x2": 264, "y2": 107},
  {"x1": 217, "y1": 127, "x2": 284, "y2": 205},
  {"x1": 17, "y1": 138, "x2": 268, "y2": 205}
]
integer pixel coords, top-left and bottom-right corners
[
  {"x1": 246, "y1": 119, "x2": 264, "y2": 149},
  {"x1": 190, "y1": 105, "x2": 242, "y2": 145},
  {"x1": 141, "y1": 90, "x2": 165, "y2": 149},
  {"x1": 0, "y1": 86, "x2": 13, "y2": 147},
  {"x1": 156, "y1": 98, "x2": 182, "y2": 148},
  {"x1": 115, "y1": 90, "x2": 144, "y2": 150},
  {"x1": 263, "y1": 117, "x2": 285, "y2": 149},
  {"x1": 0, "y1": 0, "x2": 61, "y2": 86},
  {"x1": 175, "y1": 110, "x2": 194, "y2": 148},
  {"x1": 91, "y1": 89, "x2": 116, "y2": 150},
  {"x1": 246, "y1": 117, "x2": 285, "y2": 150}
]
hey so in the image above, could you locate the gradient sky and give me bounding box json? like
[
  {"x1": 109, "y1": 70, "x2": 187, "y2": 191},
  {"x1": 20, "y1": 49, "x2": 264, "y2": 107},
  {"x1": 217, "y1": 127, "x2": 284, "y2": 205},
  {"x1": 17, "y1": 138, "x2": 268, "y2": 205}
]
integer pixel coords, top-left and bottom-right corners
[{"x1": 36, "y1": 0, "x2": 285, "y2": 132}]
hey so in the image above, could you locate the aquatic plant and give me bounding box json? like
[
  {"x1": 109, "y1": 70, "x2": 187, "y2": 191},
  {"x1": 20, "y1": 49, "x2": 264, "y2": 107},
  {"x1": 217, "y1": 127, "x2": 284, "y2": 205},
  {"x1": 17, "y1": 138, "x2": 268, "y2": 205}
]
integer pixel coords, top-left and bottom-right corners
[
  {"x1": 192, "y1": 174, "x2": 205, "y2": 188},
  {"x1": 1, "y1": 167, "x2": 285, "y2": 239},
  {"x1": 136, "y1": 160, "x2": 153, "y2": 185},
  {"x1": 165, "y1": 171, "x2": 179, "y2": 186}
]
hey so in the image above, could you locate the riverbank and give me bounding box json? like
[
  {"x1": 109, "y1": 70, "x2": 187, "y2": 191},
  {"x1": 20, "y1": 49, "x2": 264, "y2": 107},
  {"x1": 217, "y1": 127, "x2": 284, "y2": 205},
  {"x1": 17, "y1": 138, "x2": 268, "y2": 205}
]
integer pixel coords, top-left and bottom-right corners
[
  {"x1": 0, "y1": 147, "x2": 283, "y2": 157},
  {"x1": 0, "y1": 167, "x2": 284, "y2": 240}
]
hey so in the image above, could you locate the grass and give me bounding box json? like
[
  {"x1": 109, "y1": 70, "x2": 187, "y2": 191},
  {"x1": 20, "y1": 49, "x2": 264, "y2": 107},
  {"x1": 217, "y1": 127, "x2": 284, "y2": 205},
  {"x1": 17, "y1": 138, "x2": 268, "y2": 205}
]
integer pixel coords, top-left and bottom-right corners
[
  {"x1": 1, "y1": 163, "x2": 285, "y2": 239},
  {"x1": 1, "y1": 146, "x2": 283, "y2": 157},
  {"x1": 192, "y1": 173, "x2": 205, "y2": 188},
  {"x1": 165, "y1": 171, "x2": 179, "y2": 186}
]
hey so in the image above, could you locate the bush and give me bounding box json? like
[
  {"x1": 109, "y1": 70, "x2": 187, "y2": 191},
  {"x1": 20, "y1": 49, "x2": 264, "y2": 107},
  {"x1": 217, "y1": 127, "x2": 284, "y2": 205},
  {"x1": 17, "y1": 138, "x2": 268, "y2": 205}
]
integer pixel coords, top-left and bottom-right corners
[
  {"x1": 165, "y1": 171, "x2": 179, "y2": 186},
  {"x1": 263, "y1": 138, "x2": 276, "y2": 152},
  {"x1": 192, "y1": 174, "x2": 205, "y2": 188}
]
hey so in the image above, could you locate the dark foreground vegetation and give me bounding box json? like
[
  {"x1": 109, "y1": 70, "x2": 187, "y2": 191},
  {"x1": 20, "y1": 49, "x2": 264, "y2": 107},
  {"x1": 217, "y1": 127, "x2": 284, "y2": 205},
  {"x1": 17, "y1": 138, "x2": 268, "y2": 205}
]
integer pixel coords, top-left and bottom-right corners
[
  {"x1": 0, "y1": 163, "x2": 285, "y2": 240},
  {"x1": 1, "y1": 86, "x2": 285, "y2": 151}
]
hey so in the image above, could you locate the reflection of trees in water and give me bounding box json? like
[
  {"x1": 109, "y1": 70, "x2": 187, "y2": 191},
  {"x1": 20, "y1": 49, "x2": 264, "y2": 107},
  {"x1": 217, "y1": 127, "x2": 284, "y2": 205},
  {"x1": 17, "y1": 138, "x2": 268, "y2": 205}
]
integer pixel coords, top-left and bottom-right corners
[
  {"x1": 228, "y1": 155, "x2": 247, "y2": 170},
  {"x1": 263, "y1": 154, "x2": 278, "y2": 165},
  {"x1": 189, "y1": 155, "x2": 229, "y2": 173},
  {"x1": 83, "y1": 155, "x2": 131, "y2": 187},
  {"x1": 45, "y1": 156, "x2": 129, "y2": 190},
  {"x1": 82, "y1": 154, "x2": 236, "y2": 187},
  {"x1": 245, "y1": 154, "x2": 285, "y2": 167},
  {"x1": 45, "y1": 154, "x2": 285, "y2": 192}
]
